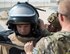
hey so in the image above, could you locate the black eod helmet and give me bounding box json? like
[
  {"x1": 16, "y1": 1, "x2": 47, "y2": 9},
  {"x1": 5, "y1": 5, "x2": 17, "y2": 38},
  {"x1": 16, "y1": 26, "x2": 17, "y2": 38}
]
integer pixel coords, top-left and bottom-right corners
[{"x1": 7, "y1": 2, "x2": 39, "y2": 30}]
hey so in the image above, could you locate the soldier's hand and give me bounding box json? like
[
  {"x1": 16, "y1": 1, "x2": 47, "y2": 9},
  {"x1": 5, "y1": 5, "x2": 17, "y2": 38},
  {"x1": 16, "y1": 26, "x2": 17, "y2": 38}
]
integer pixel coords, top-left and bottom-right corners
[{"x1": 24, "y1": 41, "x2": 33, "y2": 54}]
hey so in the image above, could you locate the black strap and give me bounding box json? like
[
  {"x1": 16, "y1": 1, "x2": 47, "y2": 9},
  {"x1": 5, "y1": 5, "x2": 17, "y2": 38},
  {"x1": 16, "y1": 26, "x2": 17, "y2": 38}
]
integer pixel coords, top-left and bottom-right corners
[{"x1": 9, "y1": 47, "x2": 26, "y2": 54}]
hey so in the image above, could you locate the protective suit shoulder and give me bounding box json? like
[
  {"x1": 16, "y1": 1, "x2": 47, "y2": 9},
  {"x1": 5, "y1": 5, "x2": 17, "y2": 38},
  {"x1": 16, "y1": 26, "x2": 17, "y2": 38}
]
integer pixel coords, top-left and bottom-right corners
[
  {"x1": 0, "y1": 30, "x2": 14, "y2": 36},
  {"x1": 0, "y1": 30, "x2": 14, "y2": 41}
]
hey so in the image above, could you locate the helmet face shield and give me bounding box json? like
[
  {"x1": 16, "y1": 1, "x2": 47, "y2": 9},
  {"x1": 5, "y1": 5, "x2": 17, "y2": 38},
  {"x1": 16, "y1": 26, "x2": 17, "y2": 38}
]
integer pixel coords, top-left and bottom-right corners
[
  {"x1": 7, "y1": 2, "x2": 39, "y2": 29},
  {"x1": 8, "y1": 16, "x2": 37, "y2": 24}
]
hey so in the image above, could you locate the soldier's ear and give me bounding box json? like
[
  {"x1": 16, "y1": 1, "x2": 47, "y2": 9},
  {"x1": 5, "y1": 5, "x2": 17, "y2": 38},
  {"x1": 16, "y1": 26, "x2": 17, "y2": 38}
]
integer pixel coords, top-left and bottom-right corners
[
  {"x1": 58, "y1": 13, "x2": 64, "y2": 22},
  {"x1": 61, "y1": 14, "x2": 65, "y2": 22}
]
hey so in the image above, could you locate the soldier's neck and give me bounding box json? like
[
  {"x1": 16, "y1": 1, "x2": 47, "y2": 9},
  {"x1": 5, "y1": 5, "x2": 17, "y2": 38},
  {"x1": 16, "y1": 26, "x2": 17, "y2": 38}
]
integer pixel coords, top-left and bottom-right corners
[{"x1": 62, "y1": 25, "x2": 70, "y2": 32}]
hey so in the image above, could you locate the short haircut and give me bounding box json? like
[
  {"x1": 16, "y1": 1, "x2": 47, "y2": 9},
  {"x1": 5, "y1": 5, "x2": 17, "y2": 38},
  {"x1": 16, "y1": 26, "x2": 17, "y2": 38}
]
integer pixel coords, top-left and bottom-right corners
[{"x1": 58, "y1": 0, "x2": 70, "y2": 17}]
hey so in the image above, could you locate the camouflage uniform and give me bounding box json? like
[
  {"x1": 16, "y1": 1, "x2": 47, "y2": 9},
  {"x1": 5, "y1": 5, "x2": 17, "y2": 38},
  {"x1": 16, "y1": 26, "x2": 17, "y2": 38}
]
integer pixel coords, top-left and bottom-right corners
[{"x1": 33, "y1": 31, "x2": 70, "y2": 54}]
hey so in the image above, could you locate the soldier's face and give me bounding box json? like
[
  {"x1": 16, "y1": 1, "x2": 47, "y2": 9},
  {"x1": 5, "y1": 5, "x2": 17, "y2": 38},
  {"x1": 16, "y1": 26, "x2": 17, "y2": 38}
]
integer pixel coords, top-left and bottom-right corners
[{"x1": 16, "y1": 23, "x2": 31, "y2": 36}]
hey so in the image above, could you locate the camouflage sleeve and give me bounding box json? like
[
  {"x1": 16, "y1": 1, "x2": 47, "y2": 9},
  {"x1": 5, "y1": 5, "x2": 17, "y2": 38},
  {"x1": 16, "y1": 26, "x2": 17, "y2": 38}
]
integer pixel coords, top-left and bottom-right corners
[
  {"x1": 33, "y1": 36, "x2": 54, "y2": 54},
  {"x1": 34, "y1": 37, "x2": 46, "y2": 54},
  {"x1": 44, "y1": 36, "x2": 61, "y2": 54},
  {"x1": 33, "y1": 35, "x2": 59, "y2": 54}
]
